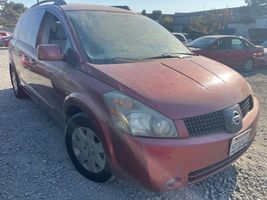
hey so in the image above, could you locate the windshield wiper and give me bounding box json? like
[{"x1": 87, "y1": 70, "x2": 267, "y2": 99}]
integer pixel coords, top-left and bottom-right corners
[
  {"x1": 107, "y1": 57, "x2": 141, "y2": 61},
  {"x1": 97, "y1": 57, "x2": 141, "y2": 64},
  {"x1": 176, "y1": 52, "x2": 195, "y2": 56},
  {"x1": 146, "y1": 53, "x2": 182, "y2": 60},
  {"x1": 146, "y1": 52, "x2": 194, "y2": 60}
]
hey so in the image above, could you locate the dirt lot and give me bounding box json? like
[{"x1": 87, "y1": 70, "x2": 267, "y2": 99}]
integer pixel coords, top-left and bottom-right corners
[{"x1": 0, "y1": 48, "x2": 266, "y2": 200}]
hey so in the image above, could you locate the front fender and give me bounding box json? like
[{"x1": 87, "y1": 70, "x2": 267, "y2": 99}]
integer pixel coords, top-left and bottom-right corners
[{"x1": 63, "y1": 92, "x2": 116, "y2": 164}]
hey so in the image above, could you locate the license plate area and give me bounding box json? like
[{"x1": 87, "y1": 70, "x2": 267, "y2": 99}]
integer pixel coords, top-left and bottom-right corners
[{"x1": 229, "y1": 129, "x2": 251, "y2": 156}]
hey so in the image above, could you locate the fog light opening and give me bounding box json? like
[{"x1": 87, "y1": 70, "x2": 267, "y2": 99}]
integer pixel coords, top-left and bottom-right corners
[{"x1": 165, "y1": 177, "x2": 181, "y2": 189}]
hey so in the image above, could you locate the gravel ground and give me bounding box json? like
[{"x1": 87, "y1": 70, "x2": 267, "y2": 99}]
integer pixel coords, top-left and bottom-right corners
[{"x1": 0, "y1": 49, "x2": 266, "y2": 200}]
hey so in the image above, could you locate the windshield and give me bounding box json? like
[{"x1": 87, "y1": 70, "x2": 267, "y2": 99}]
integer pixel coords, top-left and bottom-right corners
[
  {"x1": 188, "y1": 37, "x2": 216, "y2": 49},
  {"x1": 67, "y1": 11, "x2": 191, "y2": 64}
]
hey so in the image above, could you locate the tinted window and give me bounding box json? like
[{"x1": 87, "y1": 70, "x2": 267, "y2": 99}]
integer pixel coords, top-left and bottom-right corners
[
  {"x1": 38, "y1": 12, "x2": 71, "y2": 54},
  {"x1": 67, "y1": 11, "x2": 190, "y2": 63},
  {"x1": 19, "y1": 9, "x2": 44, "y2": 47},
  {"x1": 242, "y1": 40, "x2": 252, "y2": 48},
  {"x1": 231, "y1": 38, "x2": 246, "y2": 50},
  {"x1": 214, "y1": 38, "x2": 230, "y2": 50},
  {"x1": 188, "y1": 37, "x2": 216, "y2": 48}
]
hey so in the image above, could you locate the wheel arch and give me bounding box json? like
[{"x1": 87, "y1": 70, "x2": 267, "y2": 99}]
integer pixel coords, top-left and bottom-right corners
[{"x1": 63, "y1": 92, "x2": 115, "y2": 162}]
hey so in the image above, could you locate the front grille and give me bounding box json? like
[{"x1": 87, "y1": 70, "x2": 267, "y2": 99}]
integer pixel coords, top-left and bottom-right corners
[
  {"x1": 240, "y1": 96, "x2": 253, "y2": 118},
  {"x1": 184, "y1": 96, "x2": 253, "y2": 136},
  {"x1": 184, "y1": 111, "x2": 225, "y2": 136}
]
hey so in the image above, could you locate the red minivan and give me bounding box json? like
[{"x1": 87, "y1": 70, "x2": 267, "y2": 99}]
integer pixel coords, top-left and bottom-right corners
[
  {"x1": 9, "y1": 1, "x2": 259, "y2": 192},
  {"x1": 188, "y1": 35, "x2": 265, "y2": 72}
]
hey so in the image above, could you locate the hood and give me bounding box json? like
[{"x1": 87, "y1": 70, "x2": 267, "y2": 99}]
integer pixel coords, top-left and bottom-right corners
[{"x1": 87, "y1": 56, "x2": 252, "y2": 120}]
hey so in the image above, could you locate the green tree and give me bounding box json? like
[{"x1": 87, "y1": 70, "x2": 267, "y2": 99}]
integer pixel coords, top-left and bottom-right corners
[
  {"x1": 160, "y1": 16, "x2": 174, "y2": 31},
  {"x1": 189, "y1": 9, "x2": 232, "y2": 35},
  {"x1": 245, "y1": 0, "x2": 267, "y2": 6},
  {"x1": 244, "y1": 0, "x2": 267, "y2": 18},
  {"x1": 0, "y1": 0, "x2": 27, "y2": 28},
  {"x1": 150, "y1": 10, "x2": 162, "y2": 21},
  {"x1": 141, "y1": 9, "x2": 147, "y2": 16}
]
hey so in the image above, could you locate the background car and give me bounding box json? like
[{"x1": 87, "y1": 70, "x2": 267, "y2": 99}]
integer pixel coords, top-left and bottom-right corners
[
  {"x1": 172, "y1": 32, "x2": 191, "y2": 44},
  {"x1": 0, "y1": 35, "x2": 12, "y2": 47},
  {"x1": 188, "y1": 35, "x2": 265, "y2": 72},
  {"x1": 260, "y1": 40, "x2": 267, "y2": 66},
  {"x1": 0, "y1": 31, "x2": 11, "y2": 39},
  {"x1": 261, "y1": 40, "x2": 267, "y2": 48}
]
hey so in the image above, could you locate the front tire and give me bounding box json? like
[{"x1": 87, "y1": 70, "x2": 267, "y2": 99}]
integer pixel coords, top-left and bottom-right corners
[
  {"x1": 243, "y1": 59, "x2": 254, "y2": 72},
  {"x1": 65, "y1": 113, "x2": 112, "y2": 183},
  {"x1": 9, "y1": 66, "x2": 27, "y2": 99}
]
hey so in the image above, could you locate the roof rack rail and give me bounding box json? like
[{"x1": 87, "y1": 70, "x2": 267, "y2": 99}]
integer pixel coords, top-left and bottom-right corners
[{"x1": 30, "y1": 0, "x2": 66, "y2": 8}]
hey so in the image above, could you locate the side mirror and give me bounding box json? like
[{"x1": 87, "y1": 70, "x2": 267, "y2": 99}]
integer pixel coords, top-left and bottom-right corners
[{"x1": 37, "y1": 44, "x2": 64, "y2": 61}]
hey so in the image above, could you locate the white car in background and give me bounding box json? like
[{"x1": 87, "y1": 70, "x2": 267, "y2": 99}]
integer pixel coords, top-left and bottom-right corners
[
  {"x1": 261, "y1": 40, "x2": 267, "y2": 66},
  {"x1": 172, "y1": 32, "x2": 191, "y2": 44}
]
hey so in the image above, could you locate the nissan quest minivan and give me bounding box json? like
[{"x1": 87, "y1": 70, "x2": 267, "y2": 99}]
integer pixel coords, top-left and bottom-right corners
[{"x1": 9, "y1": 0, "x2": 259, "y2": 191}]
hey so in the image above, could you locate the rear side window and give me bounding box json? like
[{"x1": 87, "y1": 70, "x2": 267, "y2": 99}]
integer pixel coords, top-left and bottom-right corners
[
  {"x1": 231, "y1": 38, "x2": 246, "y2": 50},
  {"x1": 214, "y1": 38, "x2": 230, "y2": 50},
  {"x1": 19, "y1": 9, "x2": 44, "y2": 47}
]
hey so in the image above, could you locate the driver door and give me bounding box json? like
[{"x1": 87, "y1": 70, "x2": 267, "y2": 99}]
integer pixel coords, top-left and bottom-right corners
[{"x1": 27, "y1": 11, "x2": 78, "y2": 121}]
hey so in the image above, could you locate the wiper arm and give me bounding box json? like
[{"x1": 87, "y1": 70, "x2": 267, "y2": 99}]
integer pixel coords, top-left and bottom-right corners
[
  {"x1": 107, "y1": 57, "x2": 140, "y2": 61},
  {"x1": 146, "y1": 52, "x2": 195, "y2": 60},
  {"x1": 176, "y1": 52, "x2": 195, "y2": 56},
  {"x1": 146, "y1": 53, "x2": 182, "y2": 60}
]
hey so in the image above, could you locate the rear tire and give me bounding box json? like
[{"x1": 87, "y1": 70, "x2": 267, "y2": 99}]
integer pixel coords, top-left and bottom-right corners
[
  {"x1": 243, "y1": 59, "x2": 254, "y2": 72},
  {"x1": 65, "y1": 113, "x2": 112, "y2": 183},
  {"x1": 9, "y1": 66, "x2": 27, "y2": 99}
]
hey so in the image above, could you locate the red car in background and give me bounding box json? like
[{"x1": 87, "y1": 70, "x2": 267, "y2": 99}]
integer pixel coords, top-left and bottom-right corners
[
  {"x1": 0, "y1": 31, "x2": 12, "y2": 47},
  {"x1": 188, "y1": 35, "x2": 265, "y2": 72},
  {"x1": 0, "y1": 31, "x2": 11, "y2": 38}
]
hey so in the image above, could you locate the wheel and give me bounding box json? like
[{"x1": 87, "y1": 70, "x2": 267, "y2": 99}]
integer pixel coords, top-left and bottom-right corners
[
  {"x1": 243, "y1": 59, "x2": 254, "y2": 72},
  {"x1": 9, "y1": 66, "x2": 27, "y2": 98},
  {"x1": 65, "y1": 113, "x2": 112, "y2": 183}
]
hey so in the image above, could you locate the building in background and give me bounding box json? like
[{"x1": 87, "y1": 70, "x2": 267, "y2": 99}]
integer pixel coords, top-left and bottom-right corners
[{"x1": 173, "y1": 5, "x2": 267, "y2": 43}]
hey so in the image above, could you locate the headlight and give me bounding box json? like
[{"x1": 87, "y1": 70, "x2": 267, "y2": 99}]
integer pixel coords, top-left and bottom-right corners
[
  {"x1": 104, "y1": 91, "x2": 178, "y2": 138},
  {"x1": 254, "y1": 51, "x2": 264, "y2": 57}
]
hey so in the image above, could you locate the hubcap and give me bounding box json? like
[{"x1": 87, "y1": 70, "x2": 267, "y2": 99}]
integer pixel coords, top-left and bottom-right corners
[
  {"x1": 71, "y1": 127, "x2": 106, "y2": 173},
  {"x1": 244, "y1": 60, "x2": 253, "y2": 72}
]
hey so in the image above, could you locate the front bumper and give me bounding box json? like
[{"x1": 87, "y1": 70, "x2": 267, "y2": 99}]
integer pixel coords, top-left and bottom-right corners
[
  {"x1": 101, "y1": 97, "x2": 259, "y2": 192},
  {"x1": 255, "y1": 56, "x2": 267, "y2": 66}
]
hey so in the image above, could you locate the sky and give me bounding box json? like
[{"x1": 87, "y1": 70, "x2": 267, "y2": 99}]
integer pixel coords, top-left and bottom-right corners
[{"x1": 13, "y1": 0, "x2": 246, "y2": 14}]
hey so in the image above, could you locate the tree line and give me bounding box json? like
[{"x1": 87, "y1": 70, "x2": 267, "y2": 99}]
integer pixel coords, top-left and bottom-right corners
[
  {"x1": 142, "y1": 0, "x2": 267, "y2": 35},
  {"x1": 0, "y1": 0, "x2": 27, "y2": 29}
]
